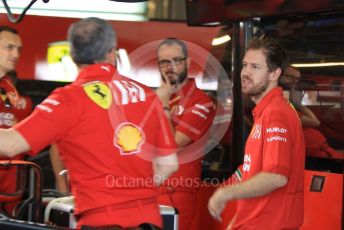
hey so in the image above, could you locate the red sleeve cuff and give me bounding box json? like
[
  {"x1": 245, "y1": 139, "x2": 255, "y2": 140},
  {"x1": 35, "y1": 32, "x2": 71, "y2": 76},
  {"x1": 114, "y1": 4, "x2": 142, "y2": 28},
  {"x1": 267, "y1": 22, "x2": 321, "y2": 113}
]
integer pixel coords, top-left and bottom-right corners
[{"x1": 262, "y1": 165, "x2": 290, "y2": 178}]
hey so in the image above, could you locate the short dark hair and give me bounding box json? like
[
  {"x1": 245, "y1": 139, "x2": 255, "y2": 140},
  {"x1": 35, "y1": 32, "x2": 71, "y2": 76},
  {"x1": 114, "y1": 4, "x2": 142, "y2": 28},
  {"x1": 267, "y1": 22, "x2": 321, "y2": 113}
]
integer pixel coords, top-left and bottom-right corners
[
  {"x1": 157, "y1": 38, "x2": 188, "y2": 57},
  {"x1": 67, "y1": 17, "x2": 116, "y2": 65},
  {"x1": 0, "y1": 26, "x2": 18, "y2": 35},
  {"x1": 246, "y1": 37, "x2": 288, "y2": 75}
]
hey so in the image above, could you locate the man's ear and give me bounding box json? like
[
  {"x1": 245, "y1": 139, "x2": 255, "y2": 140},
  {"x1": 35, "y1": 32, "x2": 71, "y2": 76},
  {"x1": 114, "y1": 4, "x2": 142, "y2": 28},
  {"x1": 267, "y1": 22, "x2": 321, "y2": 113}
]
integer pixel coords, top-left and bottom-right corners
[
  {"x1": 108, "y1": 47, "x2": 116, "y2": 56},
  {"x1": 105, "y1": 47, "x2": 116, "y2": 64},
  {"x1": 270, "y1": 67, "x2": 282, "y2": 82}
]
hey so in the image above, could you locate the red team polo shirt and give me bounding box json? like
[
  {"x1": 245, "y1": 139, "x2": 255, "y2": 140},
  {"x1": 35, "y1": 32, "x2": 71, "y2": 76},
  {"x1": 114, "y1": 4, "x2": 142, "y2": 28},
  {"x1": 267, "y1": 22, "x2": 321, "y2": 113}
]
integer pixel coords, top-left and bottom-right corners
[
  {"x1": 14, "y1": 64, "x2": 177, "y2": 226},
  {"x1": 234, "y1": 87, "x2": 305, "y2": 230},
  {"x1": 0, "y1": 76, "x2": 32, "y2": 214},
  {"x1": 158, "y1": 79, "x2": 215, "y2": 230},
  {"x1": 163, "y1": 79, "x2": 215, "y2": 186},
  {"x1": 0, "y1": 76, "x2": 32, "y2": 129}
]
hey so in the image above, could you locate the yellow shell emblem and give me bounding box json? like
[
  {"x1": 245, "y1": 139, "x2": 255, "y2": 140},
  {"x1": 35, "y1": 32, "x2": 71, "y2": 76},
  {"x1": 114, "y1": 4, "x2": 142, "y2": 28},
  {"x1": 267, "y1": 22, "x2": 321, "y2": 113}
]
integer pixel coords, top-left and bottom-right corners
[
  {"x1": 83, "y1": 82, "x2": 112, "y2": 109},
  {"x1": 114, "y1": 123, "x2": 145, "y2": 155}
]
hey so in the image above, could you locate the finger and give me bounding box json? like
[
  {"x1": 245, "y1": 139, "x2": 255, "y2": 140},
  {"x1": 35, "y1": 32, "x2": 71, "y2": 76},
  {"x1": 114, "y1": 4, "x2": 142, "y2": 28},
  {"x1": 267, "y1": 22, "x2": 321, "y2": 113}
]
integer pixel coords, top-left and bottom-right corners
[
  {"x1": 19, "y1": 101, "x2": 25, "y2": 109},
  {"x1": 210, "y1": 210, "x2": 222, "y2": 222},
  {"x1": 208, "y1": 204, "x2": 214, "y2": 216},
  {"x1": 160, "y1": 72, "x2": 169, "y2": 86},
  {"x1": 208, "y1": 205, "x2": 220, "y2": 221},
  {"x1": 208, "y1": 209, "x2": 216, "y2": 219},
  {"x1": 21, "y1": 99, "x2": 26, "y2": 108},
  {"x1": 15, "y1": 98, "x2": 26, "y2": 109},
  {"x1": 214, "y1": 211, "x2": 222, "y2": 222},
  {"x1": 13, "y1": 102, "x2": 22, "y2": 109},
  {"x1": 18, "y1": 102, "x2": 24, "y2": 109},
  {"x1": 163, "y1": 73, "x2": 172, "y2": 89}
]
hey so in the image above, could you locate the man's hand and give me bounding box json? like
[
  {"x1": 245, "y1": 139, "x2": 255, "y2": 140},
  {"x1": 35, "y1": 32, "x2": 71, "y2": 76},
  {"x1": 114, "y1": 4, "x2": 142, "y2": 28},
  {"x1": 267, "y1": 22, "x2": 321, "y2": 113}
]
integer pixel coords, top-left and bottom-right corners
[
  {"x1": 208, "y1": 187, "x2": 228, "y2": 222},
  {"x1": 13, "y1": 97, "x2": 27, "y2": 109},
  {"x1": 208, "y1": 172, "x2": 288, "y2": 222},
  {"x1": 156, "y1": 73, "x2": 173, "y2": 107}
]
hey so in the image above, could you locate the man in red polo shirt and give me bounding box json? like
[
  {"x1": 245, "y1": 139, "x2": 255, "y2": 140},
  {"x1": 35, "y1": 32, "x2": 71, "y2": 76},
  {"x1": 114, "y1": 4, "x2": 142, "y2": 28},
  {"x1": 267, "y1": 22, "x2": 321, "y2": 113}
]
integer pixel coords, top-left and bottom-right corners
[
  {"x1": 0, "y1": 26, "x2": 32, "y2": 215},
  {"x1": 0, "y1": 17, "x2": 178, "y2": 229},
  {"x1": 155, "y1": 38, "x2": 216, "y2": 230},
  {"x1": 208, "y1": 37, "x2": 305, "y2": 229}
]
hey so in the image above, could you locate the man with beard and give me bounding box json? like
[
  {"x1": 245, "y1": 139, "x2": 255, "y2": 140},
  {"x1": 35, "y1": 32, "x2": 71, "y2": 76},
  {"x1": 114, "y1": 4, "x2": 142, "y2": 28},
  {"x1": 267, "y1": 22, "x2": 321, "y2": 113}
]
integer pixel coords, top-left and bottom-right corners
[
  {"x1": 208, "y1": 37, "x2": 305, "y2": 229},
  {"x1": 0, "y1": 18, "x2": 179, "y2": 228},
  {"x1": 155, "y1": 38, "x2": 215, "y2": 230}
]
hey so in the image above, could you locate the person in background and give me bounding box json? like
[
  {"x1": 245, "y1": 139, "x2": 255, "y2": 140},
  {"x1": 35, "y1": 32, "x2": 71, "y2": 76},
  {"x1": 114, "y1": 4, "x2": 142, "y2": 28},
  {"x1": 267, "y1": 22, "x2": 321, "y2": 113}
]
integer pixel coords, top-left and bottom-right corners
[
  {"x1": 279, "y1": 65, "x2": 320, "y2": 127},
  {"x1": 155, "y1": 38, "x2": 215, "y2": 230},
  {"x1": 0, "y1": 17, "x2": 178, "y2": 229},
  {"x1": 208, "y1": 37, "x2": 305, "y2": 229},
  {"x1": 280, "y1": 65, "x2": 342, "y2": 159},
  {"x1": 49, "y1": 143, "x2": 69, "y2": 194},
  {"x1": 0, "y1": 26, "x2": 32, "y2": 216}
]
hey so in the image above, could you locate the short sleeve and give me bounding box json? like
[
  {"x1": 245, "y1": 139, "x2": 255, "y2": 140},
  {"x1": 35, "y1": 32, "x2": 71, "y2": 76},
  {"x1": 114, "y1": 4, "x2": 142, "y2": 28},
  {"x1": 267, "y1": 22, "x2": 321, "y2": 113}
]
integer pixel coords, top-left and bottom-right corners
[
  {"x1": 14, "y1": 88, "x2": 72, "y2": 155},
  {"x1": 175, "y1": 95, "x2": 215, "y2": 141}
]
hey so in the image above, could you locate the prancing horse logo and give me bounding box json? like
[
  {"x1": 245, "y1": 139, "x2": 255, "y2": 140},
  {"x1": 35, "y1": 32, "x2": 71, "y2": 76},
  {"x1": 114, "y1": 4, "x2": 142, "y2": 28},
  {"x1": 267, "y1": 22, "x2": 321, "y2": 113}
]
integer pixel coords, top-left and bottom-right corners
[
  {"x1": 93, "y1": 84, "x2": 106, "y2": 99},
  {"x1": 83, "y1": 81, "x2": 112, "y2": 109}
]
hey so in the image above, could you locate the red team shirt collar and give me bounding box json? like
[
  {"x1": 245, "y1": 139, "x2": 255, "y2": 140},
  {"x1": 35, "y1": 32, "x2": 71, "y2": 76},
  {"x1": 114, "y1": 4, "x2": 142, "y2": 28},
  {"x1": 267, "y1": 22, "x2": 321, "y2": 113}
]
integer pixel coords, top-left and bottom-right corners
[
  {"x1": 252, "y1": 87, "x2": 283, "y2": 119},
  {"x1": 173, "y1": 78, "x2": 196, "y2": 99},
  {"x1": 74, "y1": 63, "x2": 118, "y2": 84}
]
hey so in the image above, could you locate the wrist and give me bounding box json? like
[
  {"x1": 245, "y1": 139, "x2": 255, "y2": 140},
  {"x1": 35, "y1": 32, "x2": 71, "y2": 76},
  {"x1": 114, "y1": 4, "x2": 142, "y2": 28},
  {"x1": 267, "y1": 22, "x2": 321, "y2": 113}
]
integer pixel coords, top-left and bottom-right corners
[{"x1": 221, "y1": 185, "x2": 236, "y2": 202}]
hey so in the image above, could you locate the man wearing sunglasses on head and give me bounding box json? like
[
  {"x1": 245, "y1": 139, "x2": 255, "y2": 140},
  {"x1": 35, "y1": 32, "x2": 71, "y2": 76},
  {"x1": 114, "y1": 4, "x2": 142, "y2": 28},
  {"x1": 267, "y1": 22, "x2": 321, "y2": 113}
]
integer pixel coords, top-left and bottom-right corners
[
  {"x1": 0, "y1": 25, "x2": 32, "y2": 215},
  {"x1": 155, "y1": 38, "x2": 215, "y2": 230}
]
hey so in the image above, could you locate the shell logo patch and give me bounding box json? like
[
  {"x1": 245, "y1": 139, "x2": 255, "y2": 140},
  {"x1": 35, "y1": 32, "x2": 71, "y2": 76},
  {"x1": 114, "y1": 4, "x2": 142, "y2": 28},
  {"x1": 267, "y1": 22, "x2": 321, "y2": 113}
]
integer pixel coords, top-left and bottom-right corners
[
  {"x1": 114, "y1": 122, "x2": 145, "y2": 155},
  {"x1": 83, "y1": 82, "x2": 112, "y2": 109}
]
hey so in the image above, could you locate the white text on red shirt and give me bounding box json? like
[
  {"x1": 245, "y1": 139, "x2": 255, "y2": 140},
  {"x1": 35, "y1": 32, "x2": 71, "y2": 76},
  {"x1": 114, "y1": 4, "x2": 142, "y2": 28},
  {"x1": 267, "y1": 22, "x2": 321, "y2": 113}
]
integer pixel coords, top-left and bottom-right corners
[{"x1": 243, "y1": 153, "x2": 251, "y2": 172}]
